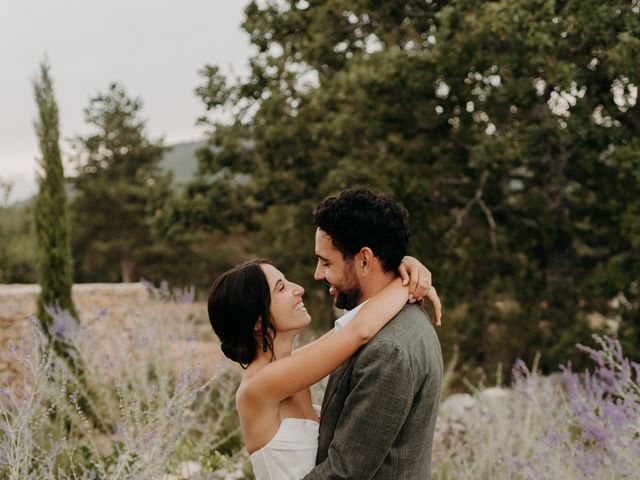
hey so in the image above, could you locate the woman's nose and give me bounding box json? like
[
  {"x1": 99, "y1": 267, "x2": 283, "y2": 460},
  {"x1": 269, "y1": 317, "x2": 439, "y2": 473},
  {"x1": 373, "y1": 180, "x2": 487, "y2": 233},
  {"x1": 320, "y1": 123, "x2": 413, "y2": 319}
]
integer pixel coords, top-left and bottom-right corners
[{"x1": 294, "y1": 283, "x2": 305, "y2": 296}]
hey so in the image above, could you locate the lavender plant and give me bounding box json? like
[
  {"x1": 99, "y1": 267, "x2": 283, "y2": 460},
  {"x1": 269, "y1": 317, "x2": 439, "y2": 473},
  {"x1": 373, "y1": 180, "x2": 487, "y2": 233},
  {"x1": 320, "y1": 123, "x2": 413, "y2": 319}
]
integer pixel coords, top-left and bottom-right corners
[
  {"x1": 4, "y1": 297, "x2": 636, "y2": 480},
  {"x1": 0, "y1": 324, "x2": 61, "y2": 479},
  {"x1": 0, "y1": 303, "x2": 247, "y2": 480},
  {"x1": 560, "y1": 336, "x2": 640, "y2": 478},
  {"x1": 433, "y1": 335, "x2": 640, "y2": 480},
  {"x1": 140, "y1": 278, "x2": 196, "y2": 305}
]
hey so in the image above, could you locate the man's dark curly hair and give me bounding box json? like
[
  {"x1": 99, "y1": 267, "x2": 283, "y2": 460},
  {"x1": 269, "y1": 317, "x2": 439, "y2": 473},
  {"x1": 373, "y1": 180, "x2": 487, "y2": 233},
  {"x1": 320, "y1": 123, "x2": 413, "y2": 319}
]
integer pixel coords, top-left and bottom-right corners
[{"x1": 312, "y1": 186, "x2": 409, "y2": 273}]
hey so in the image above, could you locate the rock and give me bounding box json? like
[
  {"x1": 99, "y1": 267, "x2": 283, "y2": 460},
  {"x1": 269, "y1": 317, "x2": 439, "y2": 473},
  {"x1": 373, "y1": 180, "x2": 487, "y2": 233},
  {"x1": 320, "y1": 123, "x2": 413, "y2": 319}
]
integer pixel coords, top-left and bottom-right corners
[
  {"x1": 178, "y1": 460, "x2": 202, "y2": 478},
  {"x1": 439, "y1": 393, "x2": 476, "y2": 419},
  {"x1": 480, "y1": 386, "x2": 510, "y2": 401}
]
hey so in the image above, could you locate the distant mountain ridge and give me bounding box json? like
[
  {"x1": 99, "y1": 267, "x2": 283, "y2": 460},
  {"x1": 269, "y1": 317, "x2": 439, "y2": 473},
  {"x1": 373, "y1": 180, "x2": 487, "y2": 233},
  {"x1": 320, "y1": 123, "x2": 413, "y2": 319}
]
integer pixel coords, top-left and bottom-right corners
[
  {"x1": 5, "y1": 140, "x2": 206, "y2": 208},
  {"x1": 160, "y1": 139, "x2": 206, "y2": 185}
]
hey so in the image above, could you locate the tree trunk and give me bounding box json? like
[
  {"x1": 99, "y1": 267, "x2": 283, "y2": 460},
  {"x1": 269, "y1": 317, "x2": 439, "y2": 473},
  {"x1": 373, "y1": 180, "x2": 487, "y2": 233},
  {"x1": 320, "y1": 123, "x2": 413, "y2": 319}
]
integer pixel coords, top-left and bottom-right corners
[{"x1": 121, "y1": 259, "x2": 135, "y2": 283}]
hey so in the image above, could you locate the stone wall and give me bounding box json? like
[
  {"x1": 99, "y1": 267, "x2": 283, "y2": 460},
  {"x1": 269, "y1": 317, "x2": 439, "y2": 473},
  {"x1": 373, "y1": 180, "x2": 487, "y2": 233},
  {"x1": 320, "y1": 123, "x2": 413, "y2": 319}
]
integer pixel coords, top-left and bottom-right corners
[
  {"x1": 0, "y1": 283, "x2": 220, "y2": 385},
  {"x1": 0, "y1": 283, "x2": 149, "y2": 319}
]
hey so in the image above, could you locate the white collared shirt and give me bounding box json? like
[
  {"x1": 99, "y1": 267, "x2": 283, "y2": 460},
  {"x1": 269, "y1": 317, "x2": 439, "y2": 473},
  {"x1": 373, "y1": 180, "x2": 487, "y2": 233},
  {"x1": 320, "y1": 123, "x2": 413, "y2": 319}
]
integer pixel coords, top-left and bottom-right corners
[{"x1": 334, "y1": 300, "x2": 369, "y2": 332}]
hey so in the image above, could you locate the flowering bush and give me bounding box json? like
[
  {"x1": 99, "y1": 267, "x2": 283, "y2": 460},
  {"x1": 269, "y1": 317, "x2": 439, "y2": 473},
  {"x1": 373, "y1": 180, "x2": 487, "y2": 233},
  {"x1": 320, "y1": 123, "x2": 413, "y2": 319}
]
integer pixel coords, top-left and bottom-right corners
[
  {"x1": 2, "y1": 293, "x2": 637, "y2": 480},
  {"x1": 0, "y1": 305, "x2": 248, "y2": 480},
  {"x1": 433, "y1": 335, "x2": 640, "y2": 480}
]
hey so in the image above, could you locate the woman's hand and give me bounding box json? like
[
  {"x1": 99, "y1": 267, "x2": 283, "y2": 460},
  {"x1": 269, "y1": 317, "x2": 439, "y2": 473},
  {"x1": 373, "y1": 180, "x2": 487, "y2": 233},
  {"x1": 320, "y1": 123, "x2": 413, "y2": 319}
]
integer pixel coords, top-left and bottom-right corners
[{"x1": 398, "y1": 256, "x2": 442, "y2": 326}]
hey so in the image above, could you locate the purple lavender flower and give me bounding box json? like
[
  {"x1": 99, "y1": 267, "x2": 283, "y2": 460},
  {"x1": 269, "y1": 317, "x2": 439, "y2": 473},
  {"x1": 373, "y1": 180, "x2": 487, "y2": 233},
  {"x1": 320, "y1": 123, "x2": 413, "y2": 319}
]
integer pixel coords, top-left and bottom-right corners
[
  {"x1": 0, "y1": 386, "x2": 10, "y2": 405},
  {"x1": 175, "y1": 285, "x2": 196, "y2": 305},
  {"x1": 140, "y1": 277, "x2": 195, "y2": 303},
  {"x1": 559, "y1": 335, "x2": 640, "y2": 477},
  {"x1": 139, "y1": 277, "x2": 156, "y2": 295},
  {"x1": 46, "y1": 306, "x2": 79, "y2": 341}
]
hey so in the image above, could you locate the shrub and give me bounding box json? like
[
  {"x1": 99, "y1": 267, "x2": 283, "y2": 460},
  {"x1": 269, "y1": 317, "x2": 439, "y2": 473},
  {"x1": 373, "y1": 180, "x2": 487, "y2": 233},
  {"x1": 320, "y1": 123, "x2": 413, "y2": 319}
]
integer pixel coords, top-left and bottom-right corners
[
  {"x1": 433, "y1": 335, "x2": 640, "y2": 480},
  {"x1": 0, "y1": 305, "x2": 248, "y2": 479}
]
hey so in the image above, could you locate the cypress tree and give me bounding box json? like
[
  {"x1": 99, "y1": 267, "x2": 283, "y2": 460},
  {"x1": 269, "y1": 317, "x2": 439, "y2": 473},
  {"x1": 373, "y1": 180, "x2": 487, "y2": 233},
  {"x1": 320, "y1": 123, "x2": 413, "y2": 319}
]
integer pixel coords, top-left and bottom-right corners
[
  {"x1": 31, "y1": 63, "x2": 104, "y2": 429},
  {"x1": 33, "y1": 61, "x2": 77, "y2": 330}
]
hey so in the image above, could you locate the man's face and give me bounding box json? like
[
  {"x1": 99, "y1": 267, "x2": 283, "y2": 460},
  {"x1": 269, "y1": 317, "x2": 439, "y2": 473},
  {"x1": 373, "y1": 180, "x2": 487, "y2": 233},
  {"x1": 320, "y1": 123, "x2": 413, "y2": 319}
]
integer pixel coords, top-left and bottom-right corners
[{"x1": 314, "y1": 228, "x2": 362, "y2": 310}]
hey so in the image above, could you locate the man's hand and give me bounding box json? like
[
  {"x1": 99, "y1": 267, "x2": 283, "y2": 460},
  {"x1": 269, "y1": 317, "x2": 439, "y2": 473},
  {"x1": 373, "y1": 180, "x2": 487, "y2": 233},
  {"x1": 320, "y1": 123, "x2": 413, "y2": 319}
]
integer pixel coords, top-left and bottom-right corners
[{"x1": 398, "y1": 256, "x2": 442, "y2": 326}]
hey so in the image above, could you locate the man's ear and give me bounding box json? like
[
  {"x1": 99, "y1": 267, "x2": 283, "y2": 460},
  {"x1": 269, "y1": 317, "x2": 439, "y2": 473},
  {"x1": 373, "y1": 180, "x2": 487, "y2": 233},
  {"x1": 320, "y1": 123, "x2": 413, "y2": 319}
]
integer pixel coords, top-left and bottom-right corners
[{"x1": 357, "y1": 247, "x2": 375, "y2": 277}]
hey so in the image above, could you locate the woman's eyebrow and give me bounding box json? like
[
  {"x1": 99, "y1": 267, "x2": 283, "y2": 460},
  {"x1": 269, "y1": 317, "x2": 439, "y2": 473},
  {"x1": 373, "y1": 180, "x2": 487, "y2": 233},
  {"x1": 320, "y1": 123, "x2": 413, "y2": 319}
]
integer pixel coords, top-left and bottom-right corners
[{"x1": 274, "y1": 278, "x2": 284, "y2": 292}]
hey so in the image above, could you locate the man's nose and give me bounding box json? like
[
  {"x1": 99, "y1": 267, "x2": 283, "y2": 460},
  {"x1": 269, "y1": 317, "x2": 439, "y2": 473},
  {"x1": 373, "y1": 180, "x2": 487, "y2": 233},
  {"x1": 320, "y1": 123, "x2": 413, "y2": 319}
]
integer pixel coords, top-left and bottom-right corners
[{"x1": 313, "y1": 262, "x2": 323, "y2": 280}]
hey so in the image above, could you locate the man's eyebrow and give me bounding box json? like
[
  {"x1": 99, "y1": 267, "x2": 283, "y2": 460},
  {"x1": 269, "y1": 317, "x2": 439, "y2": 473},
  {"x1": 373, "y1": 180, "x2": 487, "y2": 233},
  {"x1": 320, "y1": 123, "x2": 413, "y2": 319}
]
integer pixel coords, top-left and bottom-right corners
[
  {"x1": 274, "y1": 278, "x2": 284, "y2": 292},
  {"x1": 316, "y1": 254, "x2": 329, "y2": 262}
]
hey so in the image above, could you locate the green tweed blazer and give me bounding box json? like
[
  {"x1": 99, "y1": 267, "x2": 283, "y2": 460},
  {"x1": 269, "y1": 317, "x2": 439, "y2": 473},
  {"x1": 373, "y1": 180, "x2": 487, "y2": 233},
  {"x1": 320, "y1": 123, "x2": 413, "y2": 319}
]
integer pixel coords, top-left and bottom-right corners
[{"x1": 303, "y1": 303, "x2": 443, "y2": 480}]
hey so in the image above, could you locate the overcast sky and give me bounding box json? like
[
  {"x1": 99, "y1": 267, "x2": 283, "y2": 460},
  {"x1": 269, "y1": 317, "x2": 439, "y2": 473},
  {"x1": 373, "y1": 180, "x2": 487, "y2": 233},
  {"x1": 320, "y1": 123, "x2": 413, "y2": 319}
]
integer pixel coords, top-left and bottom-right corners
[{"x1": 0, "y1": 0, "x2": 252, "y2": 203}]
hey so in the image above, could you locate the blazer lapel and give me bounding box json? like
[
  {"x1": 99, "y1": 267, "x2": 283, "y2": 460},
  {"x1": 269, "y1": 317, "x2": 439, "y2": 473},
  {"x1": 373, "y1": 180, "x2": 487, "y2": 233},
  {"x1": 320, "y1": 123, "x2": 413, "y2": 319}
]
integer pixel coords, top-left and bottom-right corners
[{"x1": 321, "y1": 359, "x2": 351, "y2": 415}]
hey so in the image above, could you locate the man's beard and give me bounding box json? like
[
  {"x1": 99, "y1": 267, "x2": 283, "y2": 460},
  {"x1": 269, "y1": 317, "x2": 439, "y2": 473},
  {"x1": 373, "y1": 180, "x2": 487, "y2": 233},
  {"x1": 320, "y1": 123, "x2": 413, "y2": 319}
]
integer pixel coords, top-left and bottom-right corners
[{"x1": 334, "y1": 261, "x2": 362, "y2": 310}]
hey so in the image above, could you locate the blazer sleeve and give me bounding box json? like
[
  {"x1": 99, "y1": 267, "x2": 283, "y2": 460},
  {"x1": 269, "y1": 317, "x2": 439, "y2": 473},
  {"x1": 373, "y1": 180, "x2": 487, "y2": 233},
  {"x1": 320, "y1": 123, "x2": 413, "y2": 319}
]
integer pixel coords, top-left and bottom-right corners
[{"x1": 302, "y1": 340, "x2": 414, "y2": 480}]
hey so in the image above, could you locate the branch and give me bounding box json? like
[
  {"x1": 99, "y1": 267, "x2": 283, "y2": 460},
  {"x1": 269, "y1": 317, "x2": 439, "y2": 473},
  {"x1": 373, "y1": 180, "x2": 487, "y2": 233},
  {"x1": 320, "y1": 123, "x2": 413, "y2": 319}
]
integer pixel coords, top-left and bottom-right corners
[
  {"x1": 478, "y1": 198, "x2": 498, "y2": 251},
  {"x1": 447, "y1": 171, "x2": 488, "y2": 233},
  {"x1": 445, "y1": 171, "x2": 499, "y2": 251}
]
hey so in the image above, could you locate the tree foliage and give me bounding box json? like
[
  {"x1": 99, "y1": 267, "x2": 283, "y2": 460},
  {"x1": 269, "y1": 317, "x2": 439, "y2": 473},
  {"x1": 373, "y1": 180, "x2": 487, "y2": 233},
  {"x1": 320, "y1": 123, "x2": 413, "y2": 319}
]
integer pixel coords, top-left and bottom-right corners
[
  {"x1": 0, "y1": 180, "x2": 35, "y2": 283},
  {"x1": 189, "y1": 0, "x2": 640, "y2": 374},
  {"x1": 68, "y1": 84, "x2": 235, "y2": 290},
  {"x1": 0, "y1": 199, "x2": 37, "y2": 283},
  {"x1": 70, "y1": 83, "x2": 174, "y2": 282},
  {"x1": 32, "y1": 61, "x2": 78, "y2": 324}
]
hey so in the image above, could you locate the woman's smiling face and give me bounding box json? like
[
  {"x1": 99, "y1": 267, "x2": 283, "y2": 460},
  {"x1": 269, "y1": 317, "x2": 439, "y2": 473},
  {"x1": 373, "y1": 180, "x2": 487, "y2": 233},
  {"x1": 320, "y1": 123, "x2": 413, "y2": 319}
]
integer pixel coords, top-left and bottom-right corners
[{"x1": 260, "y1": 263, "x2": 311, "y2": 332}]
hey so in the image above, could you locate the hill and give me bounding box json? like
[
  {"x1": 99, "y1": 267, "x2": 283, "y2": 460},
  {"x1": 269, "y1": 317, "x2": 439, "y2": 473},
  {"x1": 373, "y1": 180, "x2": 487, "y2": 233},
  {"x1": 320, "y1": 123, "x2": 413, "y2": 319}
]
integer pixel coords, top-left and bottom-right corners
[
  {"x1": 160, "y1": 139, "x2": 206, "y2": 185},
  {"x1": 4, "y1": 139, "x2": 206, "y2": 209}
]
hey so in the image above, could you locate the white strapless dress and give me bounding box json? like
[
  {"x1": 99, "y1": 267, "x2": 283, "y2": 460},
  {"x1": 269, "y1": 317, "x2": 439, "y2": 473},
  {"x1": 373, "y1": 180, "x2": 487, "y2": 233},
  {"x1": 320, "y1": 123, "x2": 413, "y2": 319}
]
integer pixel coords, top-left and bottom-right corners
[{"x1": 250, "y1": 418, "x2": 319, "y2": 480}]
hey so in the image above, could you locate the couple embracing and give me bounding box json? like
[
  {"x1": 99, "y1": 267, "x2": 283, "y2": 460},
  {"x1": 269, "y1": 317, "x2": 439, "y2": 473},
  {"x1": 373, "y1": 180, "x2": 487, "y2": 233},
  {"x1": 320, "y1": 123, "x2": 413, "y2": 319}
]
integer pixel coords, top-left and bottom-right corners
[{"x1": 208, "y1": 186, "x2": 443, "y2": 479}]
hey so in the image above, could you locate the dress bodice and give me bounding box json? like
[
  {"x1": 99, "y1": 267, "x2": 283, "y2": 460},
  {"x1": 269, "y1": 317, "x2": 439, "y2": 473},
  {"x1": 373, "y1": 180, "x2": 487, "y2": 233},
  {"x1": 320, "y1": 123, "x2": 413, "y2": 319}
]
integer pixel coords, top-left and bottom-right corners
[{"x1": 250, "y1": 418, "x2": 319, "y2": 480}]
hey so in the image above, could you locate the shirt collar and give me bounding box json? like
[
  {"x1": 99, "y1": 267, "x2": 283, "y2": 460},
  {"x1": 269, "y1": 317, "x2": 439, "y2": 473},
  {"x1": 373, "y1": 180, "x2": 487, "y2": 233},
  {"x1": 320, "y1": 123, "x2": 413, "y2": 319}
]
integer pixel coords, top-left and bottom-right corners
[{"x1": 334, "y1": 300, "x2": 369, "y2": 332}]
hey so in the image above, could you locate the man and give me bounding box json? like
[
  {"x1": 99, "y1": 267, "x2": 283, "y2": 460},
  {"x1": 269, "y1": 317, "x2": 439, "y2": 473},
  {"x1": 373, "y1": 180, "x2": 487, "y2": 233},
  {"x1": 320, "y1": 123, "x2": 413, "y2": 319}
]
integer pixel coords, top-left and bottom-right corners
[{"x1": 303, "y1": 186, "x2": 443, "y2": 479}]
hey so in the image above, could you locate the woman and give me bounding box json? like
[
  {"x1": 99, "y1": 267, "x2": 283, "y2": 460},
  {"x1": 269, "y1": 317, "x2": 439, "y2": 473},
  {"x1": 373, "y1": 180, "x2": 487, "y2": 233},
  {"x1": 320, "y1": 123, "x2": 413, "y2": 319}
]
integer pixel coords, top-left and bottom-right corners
[{"x1": 208, "y1": 259, "x2": 439, "y2": 479}]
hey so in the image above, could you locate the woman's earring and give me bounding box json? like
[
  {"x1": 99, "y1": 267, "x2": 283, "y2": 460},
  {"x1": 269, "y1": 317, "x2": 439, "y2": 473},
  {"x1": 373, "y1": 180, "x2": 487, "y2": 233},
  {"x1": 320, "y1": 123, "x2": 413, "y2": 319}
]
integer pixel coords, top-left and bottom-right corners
[{"x1": 262, "y1": 335, "x2": 268, "y2": 352}]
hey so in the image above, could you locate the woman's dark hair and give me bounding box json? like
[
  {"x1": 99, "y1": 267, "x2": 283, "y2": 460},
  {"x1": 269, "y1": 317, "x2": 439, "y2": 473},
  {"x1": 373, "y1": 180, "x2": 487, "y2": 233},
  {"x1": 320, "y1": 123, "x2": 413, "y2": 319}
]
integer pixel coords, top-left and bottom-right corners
[
  {"x1": 312, "y1": 186, "x2": 409, "y2": 273},
  {"x1": 207, "y1": 259, "x2": 276, "y2": 367}
]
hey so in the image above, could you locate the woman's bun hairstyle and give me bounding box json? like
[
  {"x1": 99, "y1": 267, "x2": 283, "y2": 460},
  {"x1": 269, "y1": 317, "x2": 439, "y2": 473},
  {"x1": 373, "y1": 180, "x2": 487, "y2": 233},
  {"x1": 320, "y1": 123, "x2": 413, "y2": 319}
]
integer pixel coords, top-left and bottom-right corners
[{"x1": 207, "y1": 260, "x2": 275, "y2": 367}]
